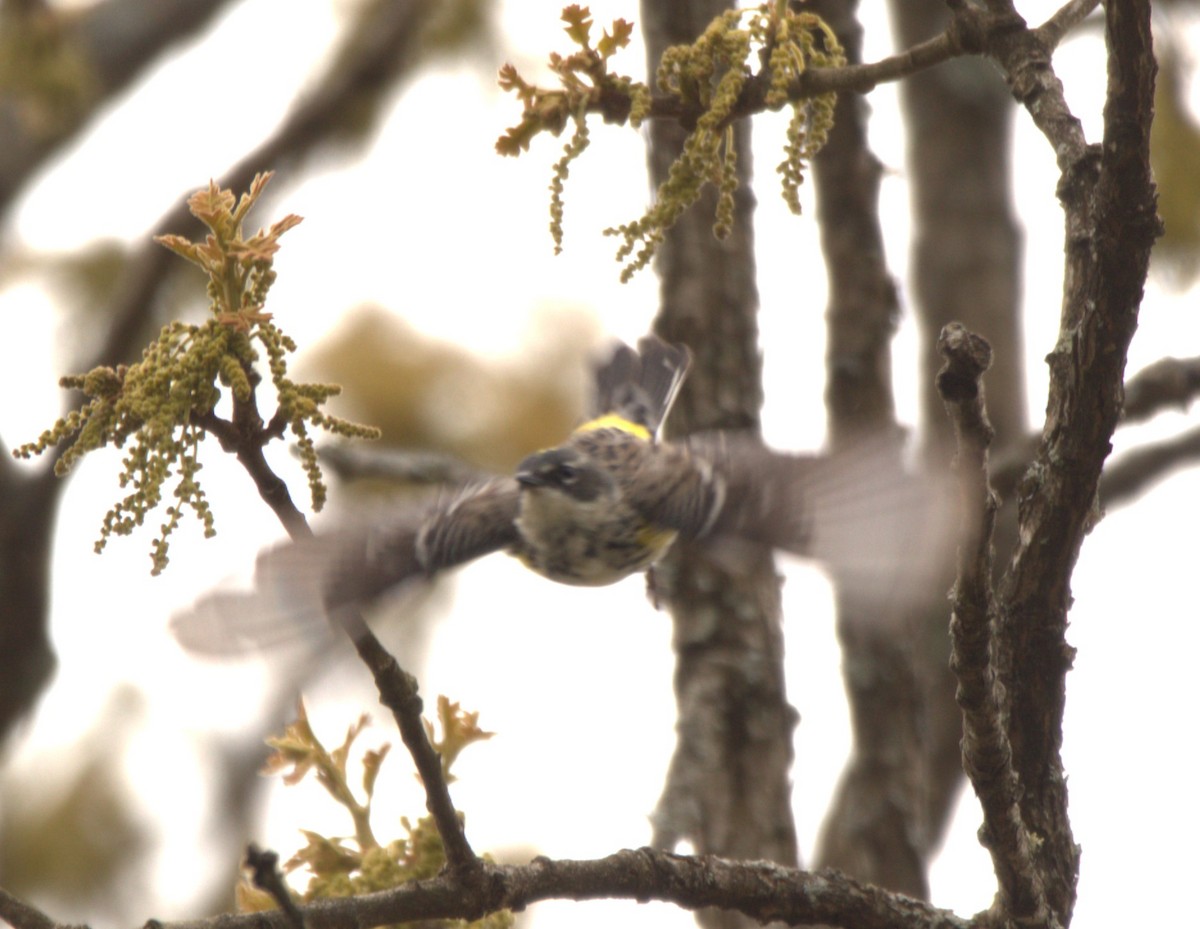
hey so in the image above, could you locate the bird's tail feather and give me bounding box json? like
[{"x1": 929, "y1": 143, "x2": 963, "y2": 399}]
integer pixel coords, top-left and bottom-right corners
[{"x1": 591, "y1": 336, "x2": 690, "y2": 436}]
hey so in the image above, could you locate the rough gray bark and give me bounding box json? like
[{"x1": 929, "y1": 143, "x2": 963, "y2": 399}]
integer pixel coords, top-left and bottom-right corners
[{"x1": 639, "y1": 6, "x2": 798, "y2": 929}]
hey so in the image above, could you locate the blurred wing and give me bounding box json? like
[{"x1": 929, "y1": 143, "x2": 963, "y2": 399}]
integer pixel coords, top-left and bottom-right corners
[
  {"x1": 635, "y1": 432, "x2": 958, "y2": 611},
  {"x1": 171, "y1": 478, "x2": 521, "y2": 656}
]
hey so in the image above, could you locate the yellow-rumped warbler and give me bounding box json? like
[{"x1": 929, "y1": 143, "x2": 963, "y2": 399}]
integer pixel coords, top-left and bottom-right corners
[
  {"x1": 173, "y1": 336, "x2": 954, "y2": 652},
  {"x1": 509, "y1": 336, "x2": 689, "y2": 585}
]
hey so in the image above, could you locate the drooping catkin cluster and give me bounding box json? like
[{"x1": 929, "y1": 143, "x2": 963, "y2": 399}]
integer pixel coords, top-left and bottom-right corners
[{"x1": 497, "y1": 3, "x2": 845, "y2": 280}]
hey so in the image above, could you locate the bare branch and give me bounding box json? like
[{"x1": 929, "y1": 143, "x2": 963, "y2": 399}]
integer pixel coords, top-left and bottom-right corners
[
  {"x1": 989, "y1": 353, "x2": 1200, "y2": 503},
  {"x1": 1035, "y1": 0, "x2": 1102, "y2": 50},
  {"x1": 1100, "y1": 426, "x2": 1200, "y2": 507},
  {"x1": 0, "y1": 886, "x2": 61, "y2": 929},
  {"x1": 338, "y1": 619, "x2": 479, "y2": 874},
  {"x1": 316, "y1": 444, "x2": 492, "y2": 487},
  {"x1": 152, "y1": 850, "x2": 973, "y2": 929},
  {"x1": 1121, "y1": 356, "x2": 1200, "y2": 423},
  {"x1": 950, "y1": 1, "x2": 1091, "y2": 174},
  {"x1": 981, "y1": 0, "x2": 1159, "y2": 924},
  {"x1": 0, "y1": 0, "x2": 234, "y2": 216},
  {"x1": 937, "y1": 324, "x2": 1052, "y2": 926},
  {"x1": 244, "y1": 845, "x2": 307, "y2": 929}
]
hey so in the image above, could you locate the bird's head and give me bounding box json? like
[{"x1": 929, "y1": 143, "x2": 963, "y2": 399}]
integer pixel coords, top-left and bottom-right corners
[{"x1": 514, "y1": 447, "x2": 613, "y2": 503}]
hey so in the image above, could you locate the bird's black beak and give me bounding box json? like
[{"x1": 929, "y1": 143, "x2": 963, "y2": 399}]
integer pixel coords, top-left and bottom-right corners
[{"x1": 515, "y1": 463, "x2": 545, "y2": 488}]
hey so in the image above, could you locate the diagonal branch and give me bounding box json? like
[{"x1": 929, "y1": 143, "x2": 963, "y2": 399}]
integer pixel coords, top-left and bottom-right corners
[
  {"x1": 0, "y1": 0, "x2": 235, "y2": 217},
  {"x1": 197, "y1": 369, "x2": 478, "y2": 874},
  {"x1": 0, "y1": 0, "x2": 436, "y2": 737},
  {"x1": 1034, "y1": 0, "x2": 1102, "y2": 49},
  {"x1": 81, "y1": 0, "x2": 435, "y2": 392}
]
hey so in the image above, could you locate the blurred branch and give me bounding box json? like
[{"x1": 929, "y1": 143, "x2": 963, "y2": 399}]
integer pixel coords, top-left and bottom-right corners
[
  {"x1": 641, "y1": 10, "x2": 798, "y2": 929},
  {"x1": 1121, "y1": 355, "x2": 1200, "y2": 422},
  {"x1": 83, "y1": 0, "x2": 435, "y2": 387},
  {"x1": 0, "y1": 0, "x2": 435, "y2": 739},
  {"x1": 1035, "y1": 0, "x2": 1102, "y2": 48},
  {"x1": 316, "y1": 444, "x2": 493, "y2": 488},
  {"x1": 992, "y1": 355, "x2": 1200, "y2": 503},
  {"x1": 0, "y1": 886, "x2": 58, "y2": 929},
  {"x1": 1099, "y1": 426, "x2": 1200, "y2": 505},
  {"x1": 808, "y1": 0, "x2": 932, "y2": 899},
  {"x1": 0, "y1": 0, "x2": 234, "y2": 217},
  {"x1": 0, "y1": 443, "x2": 60, "y2": 741}
]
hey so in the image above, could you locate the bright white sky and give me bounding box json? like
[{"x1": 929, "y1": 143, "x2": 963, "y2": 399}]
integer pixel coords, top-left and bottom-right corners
[{"x1": 1, "y1": 2, "x2": 1198, "y2": 927}]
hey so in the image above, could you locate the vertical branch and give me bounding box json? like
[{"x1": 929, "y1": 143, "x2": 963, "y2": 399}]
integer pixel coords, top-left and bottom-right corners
[
  {"x1": 808, "y1": 0, "x2": 935, "y2": 900},
  {"x1": 938, "y1": 324, "x2": 1052, "y2": 926},
  {"x1": 940, "y1": 1, "x2": 1159, "y2": 925},
  {"x1": 888, "y1": 0, "x2": 1028, "y2": 861},
  {"x1": 640, "y1": 7, "x2": 798, "y2": 929}
]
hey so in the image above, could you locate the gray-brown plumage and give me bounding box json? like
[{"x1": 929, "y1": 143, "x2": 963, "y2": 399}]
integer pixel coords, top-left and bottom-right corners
[{"x1": 172, "y1": 337, "x2": 954, "y2": 653}]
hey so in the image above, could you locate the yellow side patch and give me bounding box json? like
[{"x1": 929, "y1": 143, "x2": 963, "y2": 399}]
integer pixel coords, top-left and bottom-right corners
[
  {"x1": 575, "y1": 413, "x2": 651, "y2": 440},
  {"x1": 636, "y1": 523, "x2": 678, "y2": 552}
]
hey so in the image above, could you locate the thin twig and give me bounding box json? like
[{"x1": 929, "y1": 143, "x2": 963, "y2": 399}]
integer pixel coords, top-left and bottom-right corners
[
  {"x1": 337, "y1": 617, "x2": 479, "y2": 874},
  {"x1": 244, "y1": 845, "x2": 306, "y2": 929},
  {"x1": 209, "y1": 376, "x2": 477, "y2": 872},
  {"x1": 1036, "y1": 0, "x2": 1102, "y2": 49}
]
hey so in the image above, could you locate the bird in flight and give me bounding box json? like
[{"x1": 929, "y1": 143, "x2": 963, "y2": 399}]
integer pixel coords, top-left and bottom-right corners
[{"x1": 173, "y1": 336, "x2": 953, "y2": 653}]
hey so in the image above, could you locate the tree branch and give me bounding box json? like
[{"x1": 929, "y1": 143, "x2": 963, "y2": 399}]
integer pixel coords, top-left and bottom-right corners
[
  {"x1": 315, "y1": 444, "x2": 492, "y2": 488},
  {"x1": 0, "y1": 0, "x2": 235, "y2": 217},
  {"x1": 1121, "y1": 356, "x2": 1200, "y2": 424},
  {"x1": 808, "y1": 0, "x2": 934, "y2": 897},
  {"x1": 81, "y1": 0, "x2": 434, "y2": 392},
  {"x1": 244, "y1": 845, "x2": 307, "y2": 929},
  {"x1": 0, "y1": 886, "x2": 60, "y2": 929},
  {"x1": 140, "y1": 851, "x2": 973, "y2": 929},
  {"x1": 981, "y1": 0, "x2": 1159, "y2": 924},
  {"x1": 989, "y1": 354, "x2": 1200, "y2": 504},
  {"x1": 0, "y1": 0, "x2": 437, "y2": 734},
  {"x1": 584, "y1": 0, "x2": 1101, "y2": 131},
  {"x1": 937, "y1": 324, "x2": 1052, "y2": 927},
  {"x1": 643, "y1": 8, "x2": 798, "y2": 923},
  {"x1": 1101, "y1": 424, "x2": 1200, "y2": 507},
  {"x1": 1034, "y1": 0, "x2": 1102, "y2": 50},
  {"x1": 337, "y1": 614, "x2": 479, "y2": 874}
]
